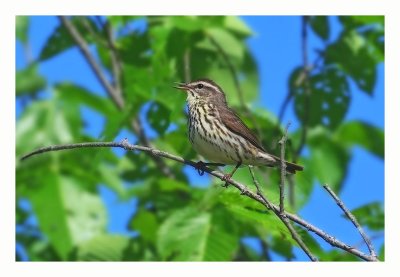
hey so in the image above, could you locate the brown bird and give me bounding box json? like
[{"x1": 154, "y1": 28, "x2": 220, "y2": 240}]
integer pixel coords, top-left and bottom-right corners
[{"x1": 174, "y1": 78, "x2": 303, "y2": 184}]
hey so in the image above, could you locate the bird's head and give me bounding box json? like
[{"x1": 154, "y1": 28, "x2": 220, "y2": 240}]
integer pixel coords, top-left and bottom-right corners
[{"x1": 174, "y1": 79, "x2": 227, "y2": 105}]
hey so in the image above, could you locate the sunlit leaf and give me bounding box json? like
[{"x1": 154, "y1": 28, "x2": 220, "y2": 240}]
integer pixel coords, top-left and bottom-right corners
[
  {"x1": 224, "y1": 16, "x2": 253, "y2": 37},
  {"x1": 16, "y1": 16, "x2": 29, "y2": 43},
  {"x1": 157, "y1": 207, "x2": 211, "y2": 261},
  {"x1": 205, "y1": 27, "x2": 245, "y2": 61},
  {"x1": 16, "y1": 64, "x2": 46, "y2": 96},
  {"x1": 29, "y1": 175, "x2": 107, "y2": 259},
  {"x1": 74, "y1": 234, "x2": 130, "y2": 261}
]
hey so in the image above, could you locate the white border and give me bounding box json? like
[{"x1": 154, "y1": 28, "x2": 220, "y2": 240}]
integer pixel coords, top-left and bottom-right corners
[{"x1": 2, "y1": 0, "x2": 398, "y2": 275}]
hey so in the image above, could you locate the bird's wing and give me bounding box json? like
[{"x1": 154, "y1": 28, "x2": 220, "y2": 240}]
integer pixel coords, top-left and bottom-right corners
[{"x1": 218, "y1": 106, "x2": 266, "y2": 152}]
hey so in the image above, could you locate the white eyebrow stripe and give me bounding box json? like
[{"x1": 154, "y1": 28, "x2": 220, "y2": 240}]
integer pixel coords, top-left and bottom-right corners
[
  {"x1": 205, "y1": 83, "x2": 220, "y2": 92},
  {"x1": 192, "y1": 81, "x2": 221, "y2": 93}
]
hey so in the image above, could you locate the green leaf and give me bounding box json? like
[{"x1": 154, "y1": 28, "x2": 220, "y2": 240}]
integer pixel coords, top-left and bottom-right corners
[
  {"x1": 326, "y1": 30, "x2": 378, "y2": 95},
  {"x1": 379, "y1": 244, "x2": 385, "y2": 261},
  {"x1": 106, "y1": 16, "x2": 139, "y2": 28},
  {"x1": 16, "y1": 64, "x2": 47, "y2": 96},
  {"x1": 293, "y1": 66, "x2": 350, "y2": 130},
  {"x1": 157, "y1": 207, "x2": 211, "y2": 261},
  {"x1": 29, "y1": 175, "x2": 107, "y2": 260},
  {"x1": 74, "y1": 234, "x2": 130, "y2": 261},
  {"x1": 335, "y1": 121, "x2": 383, "y2": 159},
  {"x1": 16, "y1": 99, "x2": 77, "y2": 156},
  {"x1": 217, "y1": 189, "x2": 289, "y2": 237},
  {"x1": 309, "y1": 16, "x2": 330, "y2": 41},
  {"x1": 54, "y1": 83, "x2": 118, "y2": 117},
  {"x1": 147, "y1": 101, "x2": 171, "y2": 135},
  {"x1": 164, "y1": 16, "x2": 224, "y2": 32},
  {"x1": 16, "y1": 16, "x2": 29, "y2": 43},
  {"x1": 117, "y1": 31, "x2": 151, "y2": 67},
  {"x1": 339, "y1": 16, "x2": 384, "y2": 29},
  {"x1": 308, "y1": 127, "x2": 350, "y2": 190},
  {"x1": 270, "y1": 237, "x2": 295, "y2": 259},
  {"x1": 205, "y1": 27, "x2": 245, "y2": 61},
  {"x1": 224, "y1": 16, "x2": 253, "y2": 37},
  {"x1": 203, "y1": 208, "x2": 239, "y2": 261},
  {"x1": 131, "y1": 210, "x2": 159, "y2": 244},
  {"x1": 350, "y1": 202, "x2": 384, "y2": 231},
  {"x1": 39, "y1": 17, "x2": 98, "y2": 61},
  {"x1": 98, "y1": 163, "x2": 125, "y2": 197}
]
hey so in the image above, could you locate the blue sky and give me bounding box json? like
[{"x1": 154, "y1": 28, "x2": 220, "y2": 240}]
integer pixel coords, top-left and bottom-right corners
[{"x1": 16, "y1": 16, "x2": 384, "y2": 261}]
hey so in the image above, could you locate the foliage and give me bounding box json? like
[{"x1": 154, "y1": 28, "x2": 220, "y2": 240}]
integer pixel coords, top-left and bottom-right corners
[{"x1": 16, "y1": 16, "x2": 384, "y2": 261}]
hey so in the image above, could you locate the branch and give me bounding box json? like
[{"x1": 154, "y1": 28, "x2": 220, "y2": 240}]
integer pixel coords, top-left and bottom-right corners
[
  {"x1": 21, "y1": 141, "x2": 378, "y2": 261},
  {"x1": 104, "y1": 20, "x2": 123, "y2": 98},
  {"x1": 295, "y1": 16, "x2": 311, "y2": 158},
  {"x1": 323, "y1": 184, "x2": 378, "y2": 260},
  {"x1": 278, "y1": 122, "x2": 291, "y2": 213},
  {"x1": 59, "y1": 16, "x2": 125, "y2": 109},
  {"x1": 249, "y1": 123, "x2": 317, "y2": 261},
  {"x1": 60, "y1": 16, "x2": 175, "y2": 179}
]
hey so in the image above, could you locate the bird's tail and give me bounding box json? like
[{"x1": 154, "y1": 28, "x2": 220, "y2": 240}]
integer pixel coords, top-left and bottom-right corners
[
  {"x1": 284, "y1": 160, "x2": 304, "y2": 174},
  {"x1": 259, "y1": 152, "x2": 303, "y2": 174}
]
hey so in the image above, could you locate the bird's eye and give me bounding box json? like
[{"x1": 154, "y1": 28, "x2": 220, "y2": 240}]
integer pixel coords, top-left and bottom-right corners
[{"x1": 197, "y1": 84, "x2": 204, "y2": 89}]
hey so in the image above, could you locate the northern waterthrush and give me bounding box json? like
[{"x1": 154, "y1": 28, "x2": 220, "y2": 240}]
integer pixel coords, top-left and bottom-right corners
[{"x1": 174, "y1": 79, "x2": 303, "y2": 184}]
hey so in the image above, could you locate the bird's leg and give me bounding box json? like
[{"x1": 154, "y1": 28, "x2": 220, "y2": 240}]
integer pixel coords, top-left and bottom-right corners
[
  {"x1": 221, "y1": 162, "x2": 242, "y2": 188},
  {"x1": 194, "y1": 161, "x2": 225, "y2": 176}
]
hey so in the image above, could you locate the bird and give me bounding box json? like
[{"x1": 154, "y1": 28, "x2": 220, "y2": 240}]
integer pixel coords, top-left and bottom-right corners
[{"x1": 174, "y1": 78, "x2": 303, "y2": 185}]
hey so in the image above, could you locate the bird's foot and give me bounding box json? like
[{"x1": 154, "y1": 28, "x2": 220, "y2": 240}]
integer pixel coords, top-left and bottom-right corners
[
  {"x1": 195, "y1": 161, "x2": 226, "y2": 176},
  {"x1": 221, "y1": 174, "x2": 232, "y2": 188},
  {"x1": 194, "y1": 161, "x2": 207, "y2": 176}
]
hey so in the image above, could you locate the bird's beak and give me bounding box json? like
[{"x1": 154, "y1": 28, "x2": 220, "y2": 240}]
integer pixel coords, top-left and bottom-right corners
[{"x1": 173, "y1": 82, "x2": 189, "y2": 92}]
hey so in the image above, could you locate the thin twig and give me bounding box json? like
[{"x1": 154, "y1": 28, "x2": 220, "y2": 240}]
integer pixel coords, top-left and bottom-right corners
[
  {"x1": 323, "y1": 184, "x2": 378, "y2": 260},
  {"x1": 20, "y1": 141, "x2": 378, "y2": 261},
  {"x1": 278, "y1": 122, "x2": 291, "y2": 214},
  {"x1": 183, "y1": 48, "x2": 191, "y2": 83},
  {"x1": 59, "y1": 16, "x2": 124, "y2": 108},
  {"x1": 295, "y1": 16, "x2": 311, "y2": 158},
  {"x1": 248, "y1": 166, "x2": 272, "y2": 210},
  {"x1": 105, "y1": 20, "x2": 123, "y2": 98},
  {"x1": 280, "y1": 214, "x2": 318, "y2": 261},
  {"x1": 249, "y1": 166, "x2": 317, "y2": 261},
  {"x1": 250, "y1": 125, "x2": 318, "y2": 261}
]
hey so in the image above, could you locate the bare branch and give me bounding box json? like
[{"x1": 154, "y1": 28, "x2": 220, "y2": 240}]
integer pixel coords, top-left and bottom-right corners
[
  {"x1": 278, "y1": 122, "x2": 291, "y2": 213},
  {"x1": 323, "y1": 184, "x2": 378, "y2": 260},
  {"x1": 104, "y1": 21, "x2": 123, "y2": 97},
  {"x1": 21, "y1": 141, "x2": 378, "y2": 261},
  {"x1": 59, "y1": 16, "x2": 125, "y2": 109}
]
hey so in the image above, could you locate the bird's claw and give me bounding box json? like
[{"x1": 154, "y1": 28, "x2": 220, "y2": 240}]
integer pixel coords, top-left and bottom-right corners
[{"x1": 221, "y1": 174, "x2": 232, "y2": 188}]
